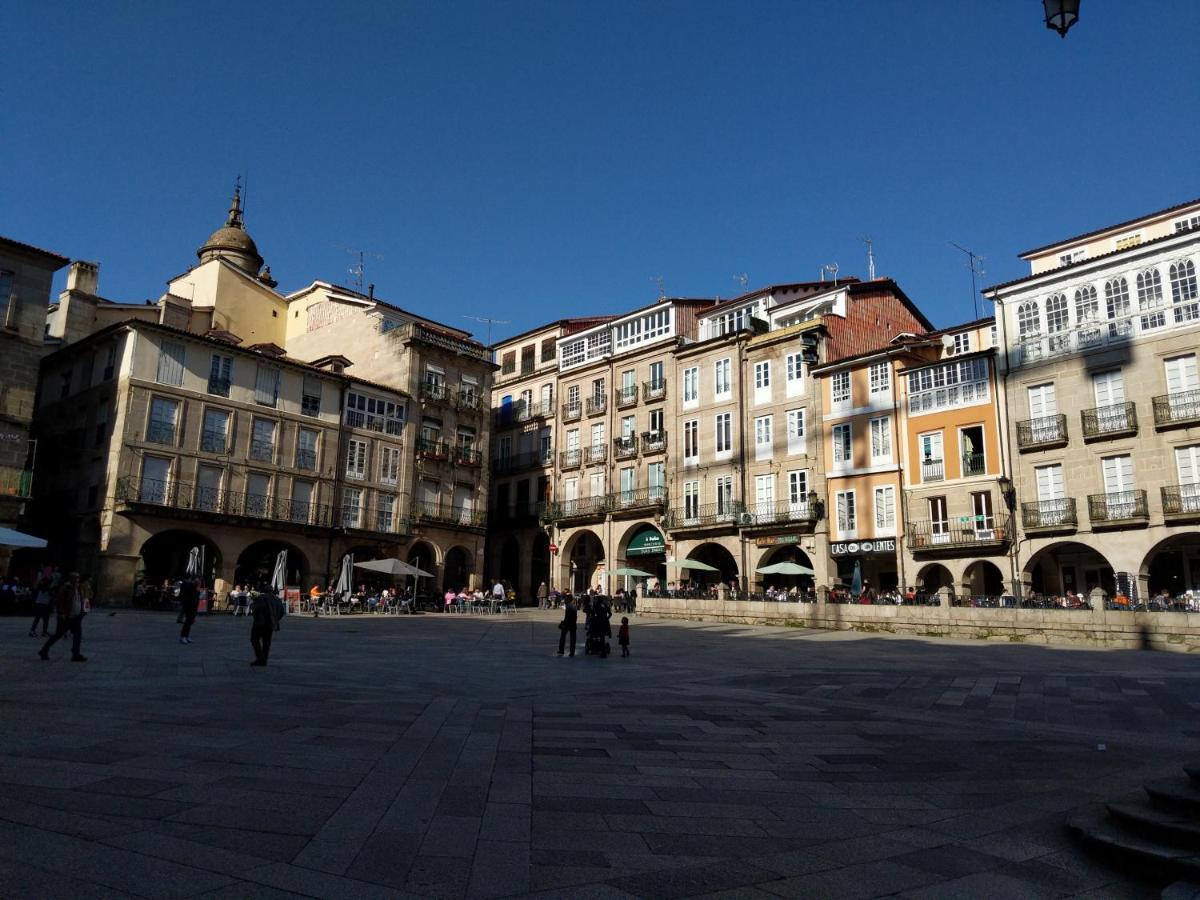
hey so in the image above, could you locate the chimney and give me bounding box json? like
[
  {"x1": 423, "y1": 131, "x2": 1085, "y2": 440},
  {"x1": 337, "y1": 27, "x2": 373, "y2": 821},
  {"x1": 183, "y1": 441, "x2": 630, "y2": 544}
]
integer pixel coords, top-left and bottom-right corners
[
  {"x1": 66, "y1": 260, "x2": 100, "y2": 295},
  {"x1": 368, "y1": 283, "x2": 375, "y2": 300}
]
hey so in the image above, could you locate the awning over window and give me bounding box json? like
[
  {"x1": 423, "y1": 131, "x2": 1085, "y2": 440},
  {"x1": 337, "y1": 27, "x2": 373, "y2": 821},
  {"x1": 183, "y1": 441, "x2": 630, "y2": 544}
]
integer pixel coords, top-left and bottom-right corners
[{"x1": 626, "y1": 528, "x2": 665, "y2": 557}]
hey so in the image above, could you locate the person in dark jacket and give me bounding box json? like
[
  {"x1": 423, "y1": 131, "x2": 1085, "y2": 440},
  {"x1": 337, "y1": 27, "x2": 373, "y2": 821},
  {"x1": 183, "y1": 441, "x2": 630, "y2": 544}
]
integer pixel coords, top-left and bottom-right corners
[
  {"x1": 249, "y1": 586, "x2": 283, "y2": 666},
  {"x1": 39, "y1": 572, "x2": 86, "y2": 662},
  {"x1": 178, "y1": 578, "x2": 200, "y2": 644},
  {"x1": 557, "y1": 597, "x2": 577, "y2": 657}
]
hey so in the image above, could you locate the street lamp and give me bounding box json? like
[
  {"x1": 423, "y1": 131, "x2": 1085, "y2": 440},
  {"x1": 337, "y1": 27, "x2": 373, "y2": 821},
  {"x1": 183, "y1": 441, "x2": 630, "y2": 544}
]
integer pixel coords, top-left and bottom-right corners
[
  {"x1": 1043, "y1": 0, "x2": 1081, "y2": 38},
  {"x1": 997, "y1": 476, "x2": 1017, "y2": 512}
]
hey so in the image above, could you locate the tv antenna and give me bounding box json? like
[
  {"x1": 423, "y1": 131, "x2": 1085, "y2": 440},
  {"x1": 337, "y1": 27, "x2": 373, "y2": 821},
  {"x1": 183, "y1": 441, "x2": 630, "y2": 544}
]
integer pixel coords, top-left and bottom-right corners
[
  {"x1": 734, "y1": 273, "x2": 749, "y2": 291},
  {"x1": 342, "y1": 247, "x2": 384, "y2": 292},
  {"x1": 651, "y1": 275, "x2": 666, "y2": 300},
  {"x1": 949, "y1": 242, "x2": 986, "y2": 319},
  {"x1": 861, "y1": 237, "x2": 876, "y2": 281},
  {"x1": 462, "y1": 314, "x2": 510, "y2": 346},
  {"x1": 821, "y1": 263, "x2": 839, "y2": 283}
]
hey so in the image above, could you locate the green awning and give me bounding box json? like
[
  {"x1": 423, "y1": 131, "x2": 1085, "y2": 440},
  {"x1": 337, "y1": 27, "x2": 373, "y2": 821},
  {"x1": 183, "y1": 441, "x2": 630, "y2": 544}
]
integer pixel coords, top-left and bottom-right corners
[{"x1": 626, "y1": 528, "x2": 665, "y2": 557}]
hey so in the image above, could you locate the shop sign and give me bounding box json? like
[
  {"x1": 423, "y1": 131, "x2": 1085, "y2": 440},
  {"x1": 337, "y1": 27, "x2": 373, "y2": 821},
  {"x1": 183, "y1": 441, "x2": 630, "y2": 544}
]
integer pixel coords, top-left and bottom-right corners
[
  {"x1": 626, "y1": 529, "x2": 666, "y2": 557},
  {"x1": 830, "y1": 539, "x2": 896, "y2": 557},
  {"x1": 755, "y1": 534, "x2": 801, "y2": 547}
]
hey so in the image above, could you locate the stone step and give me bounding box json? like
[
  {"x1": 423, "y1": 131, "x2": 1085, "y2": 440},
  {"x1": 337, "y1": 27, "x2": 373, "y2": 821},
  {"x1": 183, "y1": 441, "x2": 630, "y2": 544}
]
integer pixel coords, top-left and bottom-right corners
[
  {"x1": 1147, "y1": 779, "x2": 1200, "y2": 817},
  {"x1": 1108, "y1": 802, "x2": 1200, "y2": 850},
  {"x1": 1067, "y1": 808, "x2": 1200, "y2": 884}
]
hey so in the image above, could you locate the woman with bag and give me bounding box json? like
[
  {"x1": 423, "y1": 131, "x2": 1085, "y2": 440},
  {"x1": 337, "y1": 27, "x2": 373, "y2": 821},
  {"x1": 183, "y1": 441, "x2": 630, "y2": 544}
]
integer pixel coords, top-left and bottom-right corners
[{"x1": 28, "y1": 577, "x2": 52, "y2": 637}]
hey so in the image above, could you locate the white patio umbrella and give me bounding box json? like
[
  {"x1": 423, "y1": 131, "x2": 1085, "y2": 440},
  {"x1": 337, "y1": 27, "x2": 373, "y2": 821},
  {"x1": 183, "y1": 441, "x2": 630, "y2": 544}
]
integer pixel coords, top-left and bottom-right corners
[
  {"x1": 270, "y1": 549, "x2": 288, "y2": 592},
  {"x1": 185, "y1": 546, "x2": 203, "y2": 578},
  {"x1": 0, "y1": 526, "x2": 47, "y2": 549},
  {"x1": 334, "y1": 553, "x2": 353, "y2": 600},
  {"x1": 666, "y1": 558, "x2": 719, "y2": 572}
]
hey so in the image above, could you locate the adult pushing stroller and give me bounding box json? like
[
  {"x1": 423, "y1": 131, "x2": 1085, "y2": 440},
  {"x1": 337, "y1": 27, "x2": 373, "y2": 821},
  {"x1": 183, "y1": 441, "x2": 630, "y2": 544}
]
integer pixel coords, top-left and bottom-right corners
[{"x1": 585, "y1": 597, "x2": 612, "y2": 658}]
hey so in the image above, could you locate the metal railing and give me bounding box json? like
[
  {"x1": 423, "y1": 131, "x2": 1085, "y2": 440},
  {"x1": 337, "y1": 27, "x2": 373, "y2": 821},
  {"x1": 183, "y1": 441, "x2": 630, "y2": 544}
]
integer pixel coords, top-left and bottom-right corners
[
  {"x1": 663, "y1": 501, "x2": 745, "y2": 530},
  {"x1": 562, "y1": 402, "x2": 582, "y2": 421},
  {"x1": 1088, "y1": 489, "x2": 1148, "y2": 523},
  {"x1": 542, "y1": 495, "x2": 610, "y2": 520},
  {"x1": 1153, "y1": 389, "x2": 1200, "y2": 427},
  {"x1": 492, "y1": 449, "x2": 553, "y2": 474},
  {"x1": 615, "y1": 386, "x2": 638, "y2": 408},
  {"x1": 908, "y1": 514, "x2": 1011, "y2": 550},
  {"x1": 1162, "y1": 484, "x2": 1200, "y2": 516},
  {"x1": 641, "y1": 430, "x2": 667, "y2": 453},
  {"x1": 0, "y1": 467, "x2": 33, "y2": 498},
  {"x1": 200, "y1": 430, "x2": 228, "y2": 453},
  {"x1": 584, "y1": 444, "x2": 607, "y2": 464},
  {"x1": 614, "y1": 435, "x2": 637, "y2": 459},
  {"x1": 1082, "y1": 401, "x2": 1138, "y2": 438},
  {"x1": 116, "y1": 475, "x2": 339, "y2": 528},
  {"x1": 146, "y1": 422, "x2": 176, "y2": 445},
  {"x1": 586, "y1": 396, "x2": 607, "y2": 416},
  {"x1": 418, "y1": 381, "x2": 449, "y2": 403},
  {"x1": 1021, "y1": 498, "x2": 1077, "y2": 530},
  {"x1": 392, "y1": 321, "x2": 492, "y2": 362},
  {"x1": 742, "y1": 499, "x2": 819, "y2": 527},
  {"x1": 344, "y1": 410, "x2": 403, "y2": 435},
  {"x1": 643, "y1": 380, "x2": 667, "y2": 402},
  {"x1": 206, "y1": 377, "x2": 231, "y2": 398},
  {"x1": 1013, "y1": 305, "x2": 1200, "y2": 365},
  {"x1": 301, "y1": 394, "x2": 321, "y2": 417},
  {"x1": 1017, "y1": 414, "x2": 1068, "y2": 448},
  {"x1": 454, "y1": 390, "x2": 484, "y2": 413},
  {"x1": 452, "y1": 445, "x2": 483, "y2": 466},
  {"x1": 560, "y1": 448, "x2": 582, "y2": 468},
  {"x1": 415, "y1": 437, "x2": 450, "y2": 459},
  {"x1": 249, "y1": 440, "x2": 275, "y2": 462},
  {"x1": 920, "y1": 459, "x2": 945, "y2": 482},
  {"x1": 610, "y1": 486, "x2": 667, "y2": 512},
  {"x1": 961, "y1": 453, "x2": 986, "y2": 476},
  {"x1": 411, "y1": 500, "x2": 486, "y2": 528}
]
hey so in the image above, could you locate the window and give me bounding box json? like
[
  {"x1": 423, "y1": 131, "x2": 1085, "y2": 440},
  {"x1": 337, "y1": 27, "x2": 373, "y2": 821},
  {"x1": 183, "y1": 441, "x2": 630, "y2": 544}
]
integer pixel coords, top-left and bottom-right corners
[
  {"x1": 905, "y1": 357, "x2": 989, "y2": 415},
  {"x1": 715, "y1": 412, "x2": 732, "y2": 456},
  {"x1": 868, "y1": 361, "x2": 890, "y2": 398},
  {"x1": 1092, "y1": 370, "x2": 1126, "y2": 409},
  {"x1": 1028, "y1": 382, "x2": 1058, "y2": 419},
  {"x1": 0, "y1": 270, "x2": 12, "y2": 327},
  {"x1": 346, "y1": 439, "x2": 367, "y2": 479},
  {"x1": 147, "y1": 397, "x2": 178, "y2": 444},
  {"x1": 1170, "y1": 260, "x2": 1199, "y2": 323},
  {"x1": 648, "y1": 361, "x2": 664, "y2": 390},
  {"x1": 372, "y1": 493, "x2": 395, "y2": 531},
  {"x1": 1104, "y1": 277, "x2": 1132, "y2": 336},
  {"x1": 301, "y1": 376, "x2": 322, "y2": 416},
  {"x1": 613, "y1": 307, "x2": 671, "y2": 350},
  {"x1": 541, "y1": 337, "x2": 556, "y2": 362},
  {"x1": 951, "y1": 332, "x2": 972, "y2": 355},
  {"x1": 831, "y1": 371, "x2": 851, "y2": 409},
  {"x1": 1165, "y1": 356, "x2": 1199, "y2": 417},
  {"x1": 566, "y1": 429, "x2": 580, "y2": 452},
  {"x1": 559, "y1": 338, "x2": 585, "y2": 368},
  {"x1": 342, "y1": 487, "x2": 362, "y2": 528},
  {"x1": 786, "y1": 408, "x2": 805, "y2": 455},
  {"x1": 1131, "y1": 268, "x2": 1166, "y2": 331},
  {"x1": 566, "y1": 384, "x2": 580, "y2": 408},
  {"x1": 201, "y1": 408, "x2": 230, "y2": 453},
  {"x1": 379, "y1": 445, "x2": 400, "y2": 484},
  {"x1": 345, "y1": 392, "x2": 404, "y2": 435},
  {"x1": 832, "y1": 423, "x2": 851, "y2": 466},
  {"x1": 157, "y1": 341, "x2": 186, "y2": 386},
  {"x1": 787, "y1": 470, "x2": 808, "y2": 510},
  {"x1": 648, "y1": 407, "x2": 664, "y2": 434},
  {"x1": 196, "y1": 465, "x2": 222, "y2": 512},
  {"x1": 1101, "y1": 454, "x2": 1135, "y2": 496},
  {"x1": 835, "y1": 490, "x2": 856, "y2": 536},
  {"x1": 928, "y1": 496, "x2": 949, "y2": 542},
  {"x1": 1059, "y1": 249, "x2": 1086, "y2": 266},
  {"x1": 1045, "y1": 293, "x2": 1069, "y2": 350},
  {"x1": 869, "y1": 416, "x2": 891, "y2": 461},
  {"x1": 296, "y1": 428, "x2": 318, "y2": 470},
  {"x1": 874, "y1": 486, "x2": 895, "y2": 533},
  {"x1": 754, "y1": 415, "x2": 772, "y2": 461},
  {"x1": 621, "y1": 415, "x2": 636, "y2": 439},
  {"x1": 590, "y1": 422, "x2": 605, "y2": 449},
  {"x1": 972, "y1": 491, "x2": 995, "y2": 532},
  {"x1": 250, "y1": 418, "x2": 276, "y2": 462},
  {"x1": 714, "y1": 358, "x2": 731, "y2": 399},
  {"x1": 1176, "y1": 215, "x2": 1200, "y2": 234},
  {"x1": 59, "y1": 369, "x2": 72, "y2": 398},
  {"x1": 1175, "y1": 446, "x2": 1200, "y2": 511},
  {"x1": 245, "y1": 472, "x2": 271, "y2": 517},
  {"x1": 715, "y1": 475, "x2": 734, "y2": 514},
  {"x1": 589, "y1": 471, "x2": 605, "y2": 498},
  {"x1": 754, "y1": 473, "x2": 775, "y2": 515},
  {"x1": 208, "y1": 354, "x2": 232, "y2": 397},
  {"x1": 140, "y1": 456, "x2": 171, "y2": 503},
  {"x1": 684, "y1": 481, "x2": 700, "y2": 520},
  {"x1": 521, "y1": 345, "x2": 535, "y2": 374},
  {"x1": 648, "y1": 462, "x2": 665, "y2": 499},
  {"x1": 919, "y1": 431, "x2": 944, "y2": 481},
  {"x1": 254, "y1": 364, "x2": 280, "y2": 407},
  {"x1": 1017, "y1": 301, "x2": 1040, "y2": 341},
  {"x1": 682, "y1": 366, "x2": 699, "y2": 405},
  {"x1": 989, "y1": 324, "x2": 997, "y2": 348},
  {"x1": 1074, "y1": 285, "x2": 1099, "y2": 323},
  {"x1": 501, "y1": 351, "x2": 516, "y2": 374},
  {"x1": 591, "y1": 378, "x2": 605, "y2": 404},
  {"x1": 1115, "y1": 232, "x2": 1142, "y2": 251},
  {"x1": 785, "y1": 352, "x2": 804, "y2": 396},
  {"x1": 103, "y1": 342, "x2": 117, "y2": 380},
  {"x1": 754, "y1": 361, "x2": 771, "y2": 391},
  {"x1": 619, "y1": 466, "x2": 635, "y2": 501},
  {"x1": 460, "y1": 375, "x2": 479, "y2": 408},
  {"x1": 684, "y1": 419, "x2": 699, "y2": 462}
]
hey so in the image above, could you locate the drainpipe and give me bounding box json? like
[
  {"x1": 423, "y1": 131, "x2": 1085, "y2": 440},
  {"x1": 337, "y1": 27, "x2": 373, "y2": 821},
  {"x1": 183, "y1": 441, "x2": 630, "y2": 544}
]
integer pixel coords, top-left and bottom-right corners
[{"x1": 736, "y1": 334, "x2": 749, "y2": 595}]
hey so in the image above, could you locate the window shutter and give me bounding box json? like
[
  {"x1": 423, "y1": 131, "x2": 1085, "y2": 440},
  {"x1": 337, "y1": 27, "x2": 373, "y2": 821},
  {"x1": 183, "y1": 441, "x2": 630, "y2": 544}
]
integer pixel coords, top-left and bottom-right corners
[
  {"x1": 158, "y1": 341, "x2": 185, "y2": 386},
  {"x1": 255, "y1": 365, "x2": 280, "y2": 405}
]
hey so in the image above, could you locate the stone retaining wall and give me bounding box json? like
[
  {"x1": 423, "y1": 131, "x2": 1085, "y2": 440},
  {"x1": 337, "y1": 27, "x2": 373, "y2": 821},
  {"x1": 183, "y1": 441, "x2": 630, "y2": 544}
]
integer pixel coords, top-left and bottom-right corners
[{"x1": 638, "y1": 597, "x2": 1200, "y2": 652}]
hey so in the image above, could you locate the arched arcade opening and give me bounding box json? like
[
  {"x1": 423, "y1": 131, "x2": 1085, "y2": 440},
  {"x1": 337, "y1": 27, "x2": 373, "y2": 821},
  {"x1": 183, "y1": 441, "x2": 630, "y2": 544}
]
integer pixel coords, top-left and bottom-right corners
[
  {"x1": 442, "y1": 545, "x2": 474, "y2": 593},
  {"x1": 1025, "y1": 541, "x2": 1115, "y2": 599},
  {"x1": 1143, "y1": 534, "x2": 1200, "y2": 600},
  {"x1": 757, "y1": 544, "x2": 815, "y2": 593},
  {"x1": 564, "y1": 530, "x2": 604, "y2": 594},
  {"x1": 137, "y1": 530, "x2": 220, "y2": 595},
  {"x1": 685, "y1": 543, "x2": 738, "y2": 588},
  {"x1": 964, "y1": 560, "x2": 1006, "y2": 598},
  {"x1": 236, "y1": 540, "x2": 308, "y2": 590}
]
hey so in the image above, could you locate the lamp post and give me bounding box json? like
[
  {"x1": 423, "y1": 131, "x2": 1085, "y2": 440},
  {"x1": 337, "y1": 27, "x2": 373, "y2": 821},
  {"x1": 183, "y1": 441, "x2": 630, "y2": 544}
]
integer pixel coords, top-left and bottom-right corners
[{"x1": 1043, "y1": 0, "x2": 1081, "y2": 38}]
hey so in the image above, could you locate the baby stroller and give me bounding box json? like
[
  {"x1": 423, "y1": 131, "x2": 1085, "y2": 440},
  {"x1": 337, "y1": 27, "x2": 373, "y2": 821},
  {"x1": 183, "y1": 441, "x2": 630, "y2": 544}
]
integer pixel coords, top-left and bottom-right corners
[{"x1": 585, "y1": 600, "x2": 612, "y2": 658}]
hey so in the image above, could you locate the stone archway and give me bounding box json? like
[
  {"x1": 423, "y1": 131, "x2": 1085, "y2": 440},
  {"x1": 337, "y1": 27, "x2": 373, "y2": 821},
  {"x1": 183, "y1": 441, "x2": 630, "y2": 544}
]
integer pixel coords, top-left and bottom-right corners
[
  {"x1": 497, "y1": 534, "x2": 521, "y2": 593},
  {"x1": 963, "y1": 560, "x2": 1006, "y2": 598},
  {"x1": 529, "y1": 532, "x2": 551, "y2": 602},
  {"x1": 235, "y1": 540, "x2": 308, "y2": 589},
  {"x1": 1141, "y1": 533, "x2": 1200, "y2": 601},
  {"x1": 1024, "y1": 541, "x2": 1115, "y2": 599},
  {"x1": 617, "y1": 522, "x2": 666, "y2": 591},
  {"x1": 138, "y1": 530, "x2": 221, "y2": 594},
  {"x1": 687, "y1": 543, "x2": 738, "y2": 586},
  {"x1": 442, "y1": 546, "x2": 474, "y2": 593},
  {"x1": 916, "y1": 563, "x2": 954, "y2": 594},
  {"x1": 757, "y1": 545, "x2": 815, "y2": 592},
  {"x1": 562, "y1": 530, "x2": 604, "y2": 594}
]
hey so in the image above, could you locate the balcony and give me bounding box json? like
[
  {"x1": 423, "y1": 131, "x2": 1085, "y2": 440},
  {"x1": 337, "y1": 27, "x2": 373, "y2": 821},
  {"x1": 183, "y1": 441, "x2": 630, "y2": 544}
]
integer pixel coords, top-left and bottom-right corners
[
  {"x1": 415, "y1": 437, "x2": 450, "y2": 460},
  {"x1": 542, "y1": 495, "x2": 609, "y2": 522},
  {"x1": 418, "y1": 381, "x2": 450, "y2": 405},
  {"x1": 643, "y1": 380, "x2": 667, "y2": 403},
  {"x1": 560, "y1": 448, "x2": 582, "y2": 469},
  {"x1": 452, "y1": 445, "x2": 483, "y2": 467},
  {"x1": 610, "y1": 486, "x2": 667, "y2": 515},
  {"x1": 586, "y1": 396, "x2": 607, "y2": 417},
  {"x1": 1153, "y1": 390, "x2": 1200, "y2": 429},
  {"x1": 0, "y1": 467, "x2": 33, "y2": 499},
  {"x1": 663, "y1": 501, "x2": 745, "y2": 532},
  {"x1": 1017, "y1": 414, "x2": 1068, "y2": 451},
  {"x1": 1088, "y1": 489, "x2": 1149, "y2": 528},
  {"x1": 295, "y1": 449, "x2": 317, "y2": 471},
  {"x1": 115, "y1": 475, "x2": 339, "y2": 529},
  {"x1": 908, "y1": 515, "x2": 1012, "y2": 554},
  {"x1": 741, "y1": 499, "x2": 820, "y2": 529},
  {"x1": 1013, "y1": 304, "x2": 1200, "y2": 366},
  {"x1": 454, "y1": 390, "x2": 484, "y2": 414},
  {"x1": 411, "y1": 500, "x2": 486, "y2": 530},
  {"x1": 1082, "y1": 402, "x2": 1138, "y2": 441},
  {"x1": 301, "y1": 394, "x2": 321, "y2": 417},
  {"x1": 206, "y1": 377, "x2": 231, "y2": 398},
  {"x1": 562, "y1": 401, "x2": 582, "y2": 422},
  {"x1": 1021, "y1": 498, "x2": 1077, "y2": 533},
  {"x1": 146, "y1": 422, "x2": 176, "y2": 445},
  {"x1": 492, "y1": 449, "x2": 553, "y2": 474},
  {"x1": 1162, "y1": 484, "x2": 1200, "y2": 521},
  {"x1": 493, "y1": 398, "x2": 554, "y2": 427},
  {"x1": 392, "y1": 321, "x2": 491, "y2": 363},
  {"x1": 584, "y1": 444, "x2": 607, "y2": 465},
  {"x1": 920, "y1": 459, "x2": 945, "y2": 483},
  {"x1": 249, "y1": 440, "x2": 275, "y2": 463},
  {"x1": 615, "y1": 386, "x2": 638, "y2": 409},
  {"x1": 641, "y1": 430, "x2": 667, "y2": 454},
  {"x1": 613, "y1": 435, "x2": 638, "y2": 460},
  {"x1": 200, "y1": 430, "x2": 229, "y2": 454},
  {"x1": 961, "y1": 453, "x2": 986, "y2": 477}
]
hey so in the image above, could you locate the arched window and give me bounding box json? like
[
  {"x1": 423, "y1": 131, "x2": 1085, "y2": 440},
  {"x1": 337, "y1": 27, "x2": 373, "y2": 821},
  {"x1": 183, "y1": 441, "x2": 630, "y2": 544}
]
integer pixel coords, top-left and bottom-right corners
[
  {"x1": 1017, "y1": 301, "x2": 1040, "y2": 337},
  {"x1": 1104, "y1": 277, "x2": 1132, "y2": 337},
  {"x1": 1075, "y1": 284, "x2": 1101, "y2": 347},
  {"x1": 1170, "y1": 259, "x2": 1199, "y2": 323},
  {"x1": 1136, "y1": 268, "x2": 1165, "y2": 330},
  {"x1": 1045, "y1": 293, "x2": 1069, "y2": 350}
]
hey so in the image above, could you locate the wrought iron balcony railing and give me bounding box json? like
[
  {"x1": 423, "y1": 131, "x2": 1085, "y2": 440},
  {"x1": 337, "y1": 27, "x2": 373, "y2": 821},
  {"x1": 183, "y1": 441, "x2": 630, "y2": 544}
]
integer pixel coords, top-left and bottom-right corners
[
  {"x1": 200, "y1": 430, "x2": 229, "y2": 454},
  {"x1": 146, "y1": 422, "x2": 176, "y2": 445},
  {"x1": 454, "y1": 390, "x2": 484, "y2": 413},
  {"x1": 562, "y1": 401, "x2": 582, "y2": 422},
  {"x1": 1088, "y1": 489, "x2": 1149, "y2": 524},
  {"x1": 560, "y1": 448, "x2": 582, "y2": 469},
  {"x1": 1153, "y1": 390, "x2": 1200, "y2": 428},
  {"x1": 1162, "y1": 484, "x2": 1200, "y2": 517},
  {"x1": 452, "y1": 445, "x2": 483, "y2": 467},
  {"x1": 1081, "y1": 401, "x2": 1138, "y2": 439},
  {"x1": 920, "y1": 459, "x2": 945, "y2": 483},
  {"x1": 1021, "y1": 498, "x2": 1077, "y2": 530},
  {"x1": 641, "y1": 430, "x2": 667, "y2": 454},
  {"x1": 643, "y1": 380, "x2": 667, "y2": 403},
  {"x1": 961, "y1": 453, "x2": 986, "y2": 477},
  {"x1": 741, "y1": 499, "x2": 820, "y2": 527},
  {"x1": 492, "y1": 449, "x2": 553, "y2": 474},
  {"x1": 663, "y1": 501, "x2": 745, "y2": 531},
  {"x1": 415, "y1": 437, "x2": 450, "y2": 459},
  {"x1": 615, "y1": 386, "x2": 638, "y2": 409},
  {"x1": 610, "y1": 486, "x2": 667, "y2": 513},
  {"x1": 0, "y1": 467, "x2": 33, "y2": 499},
  {"x1": 584, "y1": 444, "x2": 607, "y2": 464},
  {"x1": 249, "y1": 440, "x2": 275, "y2": 462},
  {"x1": 411, "y1": 500, "x2": 486, "y2": 528},
  {"x1": 908, "y1": 514, "x2": 1012, "y2": 551},
  {"x1": 391, "y1": 321, "x2": 491, "y2": 362},
  {"x1": 295, "y1": 449, "x2": 317, "y2": 471},
  {"x1": 613, "y1": 435, "x2": 638, "y2": 460},
  {"x1": 1017, "y1": 414, "x2": 1068, "y2": 449},
  {"x1": 418, "y1": 381, "x2": 449, "y2": 404},
  {"x1": 115, "y1": 475, "x2": 345, "y2": 529},
  {"x1": 206, "y1": 377, "x2": 231, "y2": 398},
  {"x1": 586, "y1": 396, "x2": 607, "y2": 416},
  {"x1": 544, "y1": 495, "x2": 611, "y2": 520}
]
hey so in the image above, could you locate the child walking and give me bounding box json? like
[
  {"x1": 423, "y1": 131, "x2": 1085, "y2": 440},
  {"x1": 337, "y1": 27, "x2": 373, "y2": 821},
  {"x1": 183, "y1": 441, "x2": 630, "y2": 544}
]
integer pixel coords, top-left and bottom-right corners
[{"x1": 618, "y1": 616, "x2": 631, "y2": 658}]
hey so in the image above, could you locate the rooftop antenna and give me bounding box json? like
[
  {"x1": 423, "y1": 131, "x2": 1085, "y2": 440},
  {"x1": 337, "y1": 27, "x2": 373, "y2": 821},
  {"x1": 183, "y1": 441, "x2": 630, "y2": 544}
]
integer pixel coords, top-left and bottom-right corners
[
  {"x1": 949, "y1": 241, "x2": 986, "y2": 319},
  {"x1": 861, "y1": 237, "x2": 876, "y2": 280},
  {"x1": 651, "y1": 275, "x2": 666, "y2": 300},
  {"x1": 342, "y1": 247, "x2": 384, "y2": 292},
  {"x1": 462, "y1": 314, "x2": 510, "y2": 346},
  {"x1": 734, "y1": 273, "x2": 749, "y2": 291},
  {"x1": 821, "y1": 263, "x2": 839, "y2": 283}
]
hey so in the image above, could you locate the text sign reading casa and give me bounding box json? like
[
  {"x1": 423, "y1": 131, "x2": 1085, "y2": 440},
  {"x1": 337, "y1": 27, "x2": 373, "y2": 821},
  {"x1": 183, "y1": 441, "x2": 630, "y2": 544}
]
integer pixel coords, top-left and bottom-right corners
[{"x1": 830, "y1": 539, "x2": 896, "y2": 557}]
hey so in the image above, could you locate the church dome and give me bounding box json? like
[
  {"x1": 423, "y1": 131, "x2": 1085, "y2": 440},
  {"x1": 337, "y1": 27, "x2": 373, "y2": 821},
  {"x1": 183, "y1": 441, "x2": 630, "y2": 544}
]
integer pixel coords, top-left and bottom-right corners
[{"x1": 197, "y1": 185, "x2": 264, "y2": 275}]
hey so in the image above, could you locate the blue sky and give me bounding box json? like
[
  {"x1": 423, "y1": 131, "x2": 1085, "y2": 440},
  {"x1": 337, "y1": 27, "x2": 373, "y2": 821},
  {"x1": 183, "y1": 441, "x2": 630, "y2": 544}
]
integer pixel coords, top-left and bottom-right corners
[{"x1": 3, "y1": 1, "x2": 1198, "y2": 342}]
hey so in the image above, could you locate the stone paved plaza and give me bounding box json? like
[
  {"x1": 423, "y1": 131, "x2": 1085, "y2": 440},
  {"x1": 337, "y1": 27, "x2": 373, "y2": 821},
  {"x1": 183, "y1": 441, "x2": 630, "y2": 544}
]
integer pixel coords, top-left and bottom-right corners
[{"x1": 3, "y1": 609, "x2": 1197, "y2": 899}]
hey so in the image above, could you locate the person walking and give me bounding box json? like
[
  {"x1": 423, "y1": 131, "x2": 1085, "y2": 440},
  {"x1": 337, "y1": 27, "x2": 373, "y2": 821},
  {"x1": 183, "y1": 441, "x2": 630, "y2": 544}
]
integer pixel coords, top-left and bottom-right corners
[
  {"x1": 28, "y1": 576, "x2": 52, "y2": 637},
  {"x1": 39, "y1": 572, "x2": 87, "y2": 662},
  {"x1": 557, "y1": 596, "x2": 578, "y2": 657},
  {"x1": 249, "y1": 586, "x2": 282, "y2": 666},
  {"x1": 178, "y1": 577, "x2": 200, "y2": 644},
  {"x1": 618, "y1": 616, "x2": 631, "y2": 658},
  {"x1": 537, "y1": 581, "x2": 548, "y2": 610}
]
